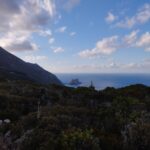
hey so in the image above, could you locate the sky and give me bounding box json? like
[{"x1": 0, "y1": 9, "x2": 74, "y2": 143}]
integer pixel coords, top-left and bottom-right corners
[{"x1": 0, "y1": 0, "x2": 150, "y2": 73}]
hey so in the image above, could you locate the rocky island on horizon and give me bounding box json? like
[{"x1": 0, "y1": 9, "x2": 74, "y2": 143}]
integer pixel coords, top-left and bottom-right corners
[{"x1": 69, "y1": 78, "x2": 82, "y2": 86}]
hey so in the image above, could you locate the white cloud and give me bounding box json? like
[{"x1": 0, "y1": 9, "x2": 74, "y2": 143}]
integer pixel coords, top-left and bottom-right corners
[
  {"x1": 40, "y1": 0, "x2": 56, "y2": 16},
  {"x1": 121, "y1": 59, "x2": 150, "y2": 71},
  {"x1": 70, "y1": 32, "x2": 76, "y2": 36},
  {"x1": 136, "y1": 32, "x2": 150, "y2": 51},
  {"x1": 123, "y1": 30, "x2": 139, "y2": 46},
  {"x1": 0, "y1": 30, "x2": 38, "y2": 51},
  {"x1": 0, "y1": 0, "x2": 56, "y2": 51},
  {"x1": 122, "y1": 30, "x2": 150, "y2": 51},
  {"x1": 39, "y1": 29, "x2": 55, "y2": 45},
  {"x1": 78, "y1": 30, "x2": 150, "y2": 59},
  {"x1": 122, "y1": 31, "x2": 150, "y2": 51},
  {"x1": 73, "y1": 62, "x2": 120, "y2": 72},
  {"x1": 116, "y1": 17, "x2": 135, "y2": 29},
  {"x1": 79, "y1": 36, "x2": 119, "y2": 58},
  {"x1": 57, "y1": 26, "x2": 67, "y2": 33},
  {"x1": 39, "y1": 30, "x2": 52, "y2": 37},
  {"x1": 52, "y1": 47, "x2": 64, "y2": 53},
  {"x1": 63, "y1": 0, "x2": 80, "y2": 10},
  {"x1": 49, "y1": 38, "x2": 55, "y2": 44},
  {"x1": 24, "y1": 55, "x2": 48, "y2": 63},
  {"x1": 71, "y1": 58, "x2": 150, "y2": 73},
  {"x1": 116, "y1": 3, "x2": 150, "y2": 28},
  {"x1": 105, "y1": 12, "x2": 117, "y2": 23}
]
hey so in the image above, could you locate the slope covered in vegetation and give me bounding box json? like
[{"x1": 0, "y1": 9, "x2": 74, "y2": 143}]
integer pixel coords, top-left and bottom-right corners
[{"x1": 0, "y1": 80, "x2": 150, "y2": 150}]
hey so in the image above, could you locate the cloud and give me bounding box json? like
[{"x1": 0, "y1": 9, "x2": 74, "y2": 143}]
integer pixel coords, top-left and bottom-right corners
[
  {"x1": 0, "y1": 30, "x2": 38, "y2": 51},
  {"x1": 4, "y1": 41, "x2": 38, "y2": 52},
  {"x1": 116, "y1": 3, "x2": 150, "y2": 28},
  {"x1": 121, "y1": 59, "x2": 150, "y2": 71},
  {"x1": 123, "y1": 30, "x2": 139, "y2": 46},
  {"x1": 63, "y1": 0, "x2": 80, "y2": 11},
  {"x1": 52, "y1": 47, "x2": 64, "y2": 53},
  {"x1": 49, "y1": 38, "x2": 55, "y2": 44},
  {"x1": 123, "y1": 31, "x2": 150, "y2": 51},
  {"x1": 0, "y1": 0, "x2": 79, "y2": 52},
  {"x1": 79, "y1": 36, "x2": 119, "y2": 58},
  {"x1": 73, "y1": 63, "x2": 120, "y2": 72},
  {"x1": 39, "y1": 29, "x2": 55, "y2": 45},
  {"x1": 0, "y1": 0, "x2": 56, "y2": 51},
  {"x1": 136, "y1": 32, "x2": 150, "y2": 51},
  {"x1": 70, "y1": 32, "x2": 76, "y2": 36},
  {"x1": 78, "y1": 30, "x2": 150, "y2": 59},
  {"x1": 39, "y1": 30, "x2": 52, "y2": 37},
  {"x1": 105, "y1": 12, "x2": 117, "y2": 23},
  {"x1": 24, "y1": 55, "x2": 48, "y2": 63},
  {"x1": 72, "y1": 58, "x2": 150, "y2": 73},
  {"x1": 56, "y1": 26, "x2": 67, "y2": 33}
]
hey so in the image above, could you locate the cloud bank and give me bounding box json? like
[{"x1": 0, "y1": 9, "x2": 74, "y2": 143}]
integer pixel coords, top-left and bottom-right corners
[
  {"x1": 79, "y1": 31, "x2": 150, "y2": 58},
  {"x1": 116, "y1": 3, "x2": 150, "y2": 28},
  {"x1": 0, "y1": 0, "x2": 55, "y2": 51},
  {"x1": 79, "y1": 36, "x2": 119, "y2": 58}
]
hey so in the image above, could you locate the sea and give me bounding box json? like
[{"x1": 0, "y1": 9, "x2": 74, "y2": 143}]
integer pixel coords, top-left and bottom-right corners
[{"x1": 56, "y1": 73, "x2": 150, "y2": 90}]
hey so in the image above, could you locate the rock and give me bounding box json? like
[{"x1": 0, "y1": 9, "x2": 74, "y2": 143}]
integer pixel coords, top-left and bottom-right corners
[
  {"x1": 69, "y1": 79, "x2": 81, "y2": 85},
  {"x1": 4, "y1": 119, "x2": 11, "y2": 124}
]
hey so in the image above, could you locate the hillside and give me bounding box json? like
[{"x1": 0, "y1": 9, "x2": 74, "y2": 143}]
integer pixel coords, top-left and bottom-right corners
[
  {"x1": 0, "y1": 79, "x2": 150, "y2": 150},
  {"x1": 0, "y1": 47, "x2": 62, "y2": 85}
]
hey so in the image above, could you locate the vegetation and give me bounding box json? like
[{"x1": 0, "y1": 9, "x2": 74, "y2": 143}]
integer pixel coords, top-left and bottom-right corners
[{"x1": 0, "y1": 80, "x2": 150, "y2": 150}]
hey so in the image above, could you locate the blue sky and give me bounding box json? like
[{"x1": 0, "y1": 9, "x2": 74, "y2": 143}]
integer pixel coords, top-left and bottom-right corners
[{"x1": 0, "y1": 0, "x2": 150, "y2": 73}]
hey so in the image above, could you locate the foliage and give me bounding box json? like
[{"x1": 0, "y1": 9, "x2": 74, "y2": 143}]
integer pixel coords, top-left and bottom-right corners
[{"x1": 0, "y1": 80, "x2": 150, "y2": 150}]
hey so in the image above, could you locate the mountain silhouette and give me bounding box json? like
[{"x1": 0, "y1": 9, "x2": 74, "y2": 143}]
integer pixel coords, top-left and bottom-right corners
[{"x1": 0, "y1": 47, "x2": 62, "y2": 85}]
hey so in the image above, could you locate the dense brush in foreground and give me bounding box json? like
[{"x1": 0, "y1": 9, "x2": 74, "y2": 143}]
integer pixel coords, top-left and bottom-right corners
[{"x1": 0, "y1": 80, "x2": 150, "y2": 150}]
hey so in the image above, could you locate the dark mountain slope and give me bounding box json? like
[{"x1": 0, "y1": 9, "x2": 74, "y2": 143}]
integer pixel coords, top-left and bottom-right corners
[{"x1": 0, "y1": 47, "x2": 62, "y2": 85}]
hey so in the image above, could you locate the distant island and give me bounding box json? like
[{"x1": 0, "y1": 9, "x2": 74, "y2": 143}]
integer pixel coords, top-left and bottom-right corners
[{"x1": 69, "y1": 78, "x2": 82, "y2": 86}]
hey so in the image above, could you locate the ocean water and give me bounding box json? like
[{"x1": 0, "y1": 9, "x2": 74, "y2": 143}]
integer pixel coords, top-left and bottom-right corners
[{"x1": 56, "y1": 73, "x2": 150, "y2": 90}]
